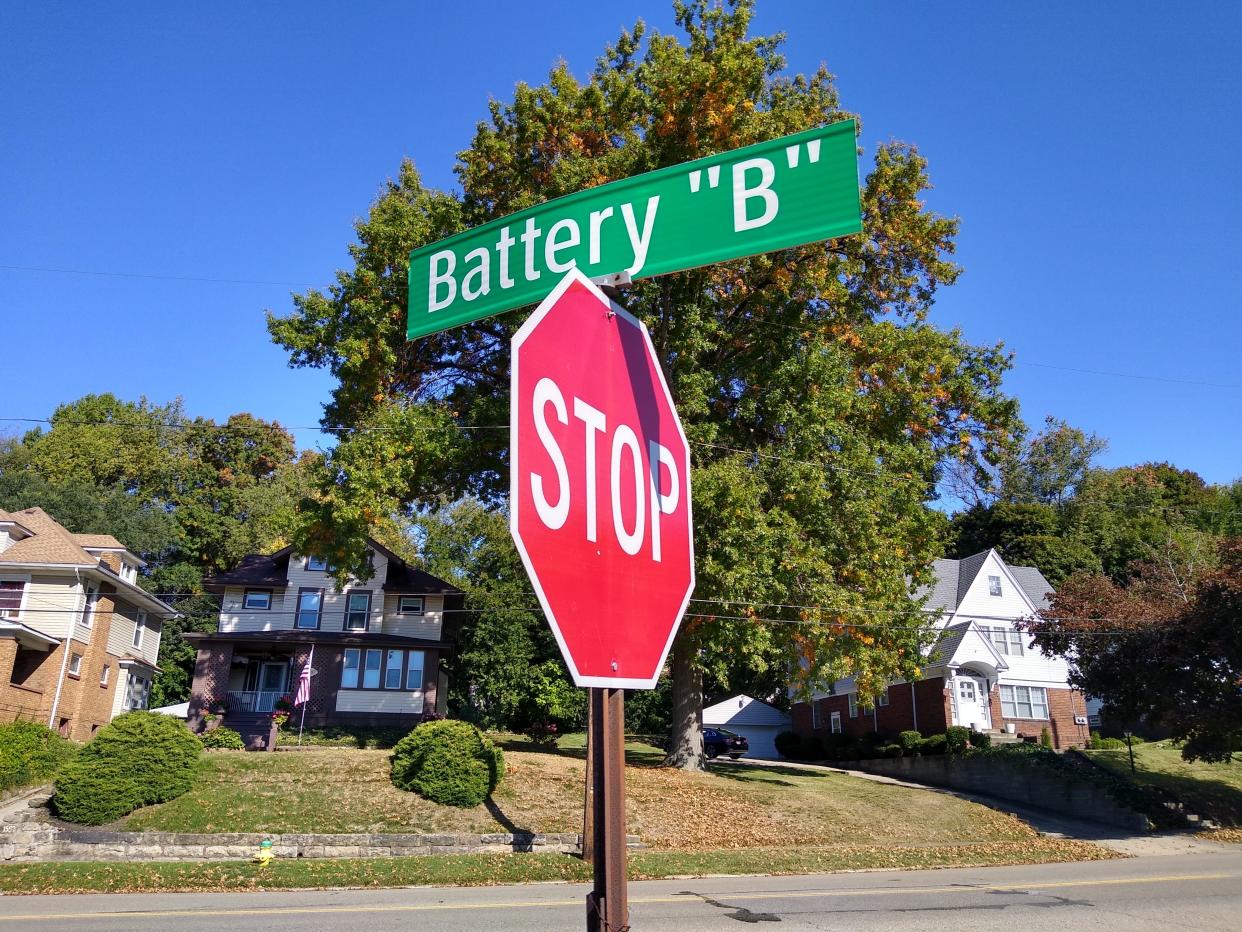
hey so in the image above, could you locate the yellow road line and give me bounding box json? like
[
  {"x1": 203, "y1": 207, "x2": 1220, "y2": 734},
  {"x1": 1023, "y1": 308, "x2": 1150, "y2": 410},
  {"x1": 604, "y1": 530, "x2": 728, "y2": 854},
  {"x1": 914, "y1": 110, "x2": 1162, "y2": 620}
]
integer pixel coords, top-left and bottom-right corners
[{"x1": 0, "y1": 872, "x2": 1235, "y2": 924}]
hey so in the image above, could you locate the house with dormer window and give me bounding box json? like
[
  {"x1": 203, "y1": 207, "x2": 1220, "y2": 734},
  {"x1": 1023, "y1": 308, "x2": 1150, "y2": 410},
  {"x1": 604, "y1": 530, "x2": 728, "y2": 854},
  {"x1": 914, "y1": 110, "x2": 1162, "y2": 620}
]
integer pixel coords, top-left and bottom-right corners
[
  {"x1": 791, "y1": 549, "x2": 1089, "y2": 750},
  {"x1": 0, "y1": 507, "x2": 173, "y2": 740},
  {"x1": 187, "y1": 539, "x2": 462, "y2": 747}
]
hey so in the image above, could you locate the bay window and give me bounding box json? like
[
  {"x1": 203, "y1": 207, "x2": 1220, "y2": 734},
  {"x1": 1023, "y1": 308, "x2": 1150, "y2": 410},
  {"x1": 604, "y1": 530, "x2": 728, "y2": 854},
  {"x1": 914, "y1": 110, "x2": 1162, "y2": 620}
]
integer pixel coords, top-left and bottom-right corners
[{"x1": 340, "y1": 648, "x2": 427, "y2": 692}]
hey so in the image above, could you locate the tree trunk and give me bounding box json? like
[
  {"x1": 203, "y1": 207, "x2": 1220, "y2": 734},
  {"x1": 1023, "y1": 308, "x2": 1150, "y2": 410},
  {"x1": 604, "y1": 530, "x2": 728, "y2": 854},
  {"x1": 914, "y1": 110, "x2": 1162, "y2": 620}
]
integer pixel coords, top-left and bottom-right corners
[{"x1": 663, "y1": 635, "x2": 705, "y2": 770}]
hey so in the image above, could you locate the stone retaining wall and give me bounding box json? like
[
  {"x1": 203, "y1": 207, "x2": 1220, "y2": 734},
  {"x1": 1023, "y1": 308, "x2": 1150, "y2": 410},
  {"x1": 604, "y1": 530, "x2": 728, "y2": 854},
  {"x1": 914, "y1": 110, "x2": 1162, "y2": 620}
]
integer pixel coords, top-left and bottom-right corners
[{"x1": 847, "y1": 755, "x2": 1150, "y2": 831}]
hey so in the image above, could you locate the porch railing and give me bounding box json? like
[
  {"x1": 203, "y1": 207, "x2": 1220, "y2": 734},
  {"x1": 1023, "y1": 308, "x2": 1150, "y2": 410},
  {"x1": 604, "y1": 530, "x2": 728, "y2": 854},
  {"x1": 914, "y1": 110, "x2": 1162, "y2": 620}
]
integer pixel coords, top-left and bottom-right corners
[{"x1": 226, "y1": 690, "x2": 285, "y2": 714}]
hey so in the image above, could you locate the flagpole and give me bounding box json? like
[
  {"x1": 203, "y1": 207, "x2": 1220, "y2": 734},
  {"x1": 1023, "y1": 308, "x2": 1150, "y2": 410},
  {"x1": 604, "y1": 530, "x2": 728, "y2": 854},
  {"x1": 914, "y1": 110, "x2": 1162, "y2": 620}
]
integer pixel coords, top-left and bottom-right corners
[{"x1": 297, "y1": 645, "x2": 313, "y2": 747}]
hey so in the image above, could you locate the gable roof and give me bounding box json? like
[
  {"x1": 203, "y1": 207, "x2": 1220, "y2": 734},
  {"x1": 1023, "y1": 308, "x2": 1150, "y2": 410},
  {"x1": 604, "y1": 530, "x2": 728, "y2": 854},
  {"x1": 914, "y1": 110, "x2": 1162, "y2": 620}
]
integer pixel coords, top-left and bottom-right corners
[
  {"x1": 0, "y1": 507, "x2": 98, "y2": 566},
  {"x1": 203, "y1": 541, "x2": 461, "y2": 595},
  {"x1": 928, "y1": 620, "x2": 1009, "y2": 671},
  {"x1": 702, "y1": 694, "x2": 791, "y2": 727},
  {"x1": 917, "y1": 549, "x2": 1054, "y2": 615}
]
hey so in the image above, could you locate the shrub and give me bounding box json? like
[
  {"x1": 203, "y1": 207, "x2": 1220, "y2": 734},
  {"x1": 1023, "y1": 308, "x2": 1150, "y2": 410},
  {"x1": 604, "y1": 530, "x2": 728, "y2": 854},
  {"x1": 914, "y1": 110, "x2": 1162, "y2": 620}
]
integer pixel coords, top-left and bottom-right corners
[
  {"x1": 800, "y1": 734, "x2": 825, "y2": 760},
  {"x1": 922, "y1": 734, "x2": 947, "y2": 755},
  {"x1": 390, "y1": 720, "x2": 504, "y2": 807},
  {"x1": 774, "y1": 730, "x2": 802, "y2": 759},
  {"x1": 821, "y1": 734, "x2": 857, "y2": 760},
  {"x1": 0, "y1": 721, "x2": 77, "y2": 792},
  {"x1": 945, "y1": 726, "x2": 970, "y2": 754},
  {"x1": 880, "y1": 743, "x2": 904, "y2": 758},
  {"x1": 969, "y1": 729, "x2": 992, "y2": 749},
  {"x1": 53, "y1": 711, "x2": 201, "y2": 825},
  {"x1": 276, "y1": 724, "x2": 411, "y2": 749},
  {"x1": 1040, "y1": 727, "x2": 1053, "y2": 749},
  {"x1": 198, "y1": 727, "x2": 245, "y2": 750},
  {"x1": 897, "y1": 730, "x2": 924, "y2": 755}
]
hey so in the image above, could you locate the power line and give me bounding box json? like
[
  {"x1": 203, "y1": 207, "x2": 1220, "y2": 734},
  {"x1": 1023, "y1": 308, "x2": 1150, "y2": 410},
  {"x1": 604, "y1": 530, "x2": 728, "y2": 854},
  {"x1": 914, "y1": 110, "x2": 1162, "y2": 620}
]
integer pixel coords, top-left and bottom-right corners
[
  {"x1": 1025, "y1": 361, "x2": 1242, "y2": 391},
  {"x1": 0, "y1": 264, "x2": 320, "y2": 289}
]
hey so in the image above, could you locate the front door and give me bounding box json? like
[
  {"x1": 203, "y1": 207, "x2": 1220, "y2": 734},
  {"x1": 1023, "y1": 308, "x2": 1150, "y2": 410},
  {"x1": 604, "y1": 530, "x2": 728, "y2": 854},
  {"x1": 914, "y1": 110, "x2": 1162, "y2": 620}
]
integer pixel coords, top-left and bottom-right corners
[
  {"x1": 953, "y1": 675, "x2": 991, "y2": 730},
  {"x1": 257, "y1": 662, "x2": 287, "y2": 712}
]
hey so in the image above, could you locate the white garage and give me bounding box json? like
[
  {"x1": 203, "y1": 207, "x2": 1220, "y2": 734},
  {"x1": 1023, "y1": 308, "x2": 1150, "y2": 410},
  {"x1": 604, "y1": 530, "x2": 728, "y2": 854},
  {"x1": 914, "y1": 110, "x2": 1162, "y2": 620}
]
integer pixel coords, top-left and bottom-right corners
[{"x1": 701, "y1": 694, "x2": 791, "y2": 760}]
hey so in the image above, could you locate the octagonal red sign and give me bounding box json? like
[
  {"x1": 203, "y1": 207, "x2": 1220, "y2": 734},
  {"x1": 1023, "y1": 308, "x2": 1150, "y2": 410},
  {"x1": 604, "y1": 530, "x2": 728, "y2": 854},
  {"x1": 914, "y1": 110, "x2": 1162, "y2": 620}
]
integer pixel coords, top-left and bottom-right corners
[{"x1": 510, "y1": 269, "x2": 695, "y2": 688}]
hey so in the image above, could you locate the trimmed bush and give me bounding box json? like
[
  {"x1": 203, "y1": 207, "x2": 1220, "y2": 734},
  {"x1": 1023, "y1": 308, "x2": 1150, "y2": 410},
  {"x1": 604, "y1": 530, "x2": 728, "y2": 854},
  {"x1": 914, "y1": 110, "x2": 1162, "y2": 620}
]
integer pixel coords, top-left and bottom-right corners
[
  {"x1": 1039, "y1": 727, "x2": 1053, "y2": 749},
  {"x1": 390, "y1": 720, "x2": 504, "y2": 807},
  {"x1": 53, "y1": 712, "x2": 201, "y2": 825},
  {"x1": 897, "y1": 730, "x2": 924, "y2": 755},
  {"x1": 969, "y1": 729, "x2": 992, "y2": 749},
  {"x1": 774, "y1": 730, "x2": 801, "y2": 759},
  {"x1": 880, "y1": 743, "x2": 903, "y2": 758},
  {"x1": 945, "y1": 726, "x2": 970, "y2": 755},
  {"x1": 922, "y1": 733, "x2": 947, "y2": 755},
  {"x1": 800, "y1": 734, "x2": 826, "y2": 761},
  {"x1": 198, "y1": 727, "x2": 245, "y2": 750},
  {"x1": 0, "y1": 721, "x2": 77, "y2": 792}
]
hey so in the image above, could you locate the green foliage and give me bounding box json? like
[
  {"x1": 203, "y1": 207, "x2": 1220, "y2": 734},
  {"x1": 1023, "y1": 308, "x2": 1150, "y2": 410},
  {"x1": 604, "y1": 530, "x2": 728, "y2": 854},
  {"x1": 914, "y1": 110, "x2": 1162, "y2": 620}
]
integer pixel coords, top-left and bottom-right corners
[
  {"x1": 53, "y1": 712, "x2": 201, "y2": 825},
  {"x1": 1089, "y1": 735, "x2": 1128, "y2": 750},
  {"x1": 945, "y1": 726, "x2": 970, "y2": 755},
  {"x1": 264, "y1": 1, "x2": 1021, "y2": 769},
  {"x1": 0, "y1": 722, "x2": 77, "y2": 792},
  {"x1": 389, "y1": 720, "x2": 504, "y2": 808},
  {"x1": 198, "y1": 727, "x2": 245, "y2": 750},
  {"x1": 922, "y1": 734, "x2": 947, "y2": 755},
  {"x1": 880, "y1": 743, "x2": 903, "y2": 759},
  {"x1": 1039, "y1": 727, "x2": 1053, "y2": 749},
  {"x1": 275, "y1": 725, "x2": 410, "y2": 749},
  {"x1": 897, "y1": 730, "x2": 924, "y2": 754},
  {"x1": 774, "y1": 730, "x2": 801, "y2": 759},
  {"x1": 968, "y1": 729, "x2": 991, "y2": 749}
]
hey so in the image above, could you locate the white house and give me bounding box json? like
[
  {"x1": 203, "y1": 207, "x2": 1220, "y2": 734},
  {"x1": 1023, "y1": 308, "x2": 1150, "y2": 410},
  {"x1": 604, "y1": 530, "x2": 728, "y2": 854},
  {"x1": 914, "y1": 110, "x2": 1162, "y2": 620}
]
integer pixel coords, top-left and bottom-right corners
[{"x1": 702, "y1": 694, "x2": 791, "y2": 759}]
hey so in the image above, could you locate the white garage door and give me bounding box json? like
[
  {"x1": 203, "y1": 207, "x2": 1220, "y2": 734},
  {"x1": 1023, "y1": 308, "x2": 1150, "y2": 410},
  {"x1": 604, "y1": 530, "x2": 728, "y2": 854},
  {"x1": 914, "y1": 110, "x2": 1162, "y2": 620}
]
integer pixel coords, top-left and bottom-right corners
[{"x1": 733, "y1": 725, "x2": 782, "y2": 760}]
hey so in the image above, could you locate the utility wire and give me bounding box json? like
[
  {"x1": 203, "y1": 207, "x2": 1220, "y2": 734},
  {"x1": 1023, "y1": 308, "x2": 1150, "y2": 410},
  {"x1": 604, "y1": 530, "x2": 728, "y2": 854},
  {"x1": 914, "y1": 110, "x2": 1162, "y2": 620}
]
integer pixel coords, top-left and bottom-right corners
[{"x1": 0, "y1": 264, "x2": 320, "y2": 289}]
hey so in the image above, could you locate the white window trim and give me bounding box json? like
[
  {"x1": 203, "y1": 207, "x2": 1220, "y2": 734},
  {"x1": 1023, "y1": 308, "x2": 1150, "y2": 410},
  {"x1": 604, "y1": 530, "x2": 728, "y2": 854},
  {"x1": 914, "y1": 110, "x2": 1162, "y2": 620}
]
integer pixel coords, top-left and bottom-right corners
[
  {"x1": 68, "y1": 653, "x2": 83, "y2": 676},
  {"x1": 305, "y1": 556, "x2": 329, "y2": 572},
  {"x1": 811, "y1": 699, "x2": 821, "y2": 730},
  {"x1": 830, "y1": 711, "x2": 842, "y2": 734},
  {"x1": 80, "y1": 584, "x2": 99, "y2": 628},
  {"x1": 0, "y1": 576, "x2": 30, "y2": 621},
  {"x1": 100, "y1": 664, "x2": 110, "y2": 686},
  {"x1": 1000, "y1": 684, "x2": 1049, "y2": 720},
  {"x1": 878, "y1": 690, "x2": 890, "y2": 707},
  {"x1": 988, "y1": 575, "x2": 1003, "y2": 596},
  {"x1": 847, "y1": 693, "x2": 858, "y2": 718},
  {"x1": 133, "y1": 611, "x2": 146, "y2": 649},
  {"x1": 397, "y1": 595, "x2": 425, "y2": 615}
]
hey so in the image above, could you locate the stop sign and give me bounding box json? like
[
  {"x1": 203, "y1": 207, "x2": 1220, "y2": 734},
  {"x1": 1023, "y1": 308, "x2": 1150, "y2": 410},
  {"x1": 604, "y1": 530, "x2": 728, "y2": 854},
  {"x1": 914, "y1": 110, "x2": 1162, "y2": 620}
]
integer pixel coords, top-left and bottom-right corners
[{"x1": 510, "y1": 269, "x2": 695, "y2": 688}]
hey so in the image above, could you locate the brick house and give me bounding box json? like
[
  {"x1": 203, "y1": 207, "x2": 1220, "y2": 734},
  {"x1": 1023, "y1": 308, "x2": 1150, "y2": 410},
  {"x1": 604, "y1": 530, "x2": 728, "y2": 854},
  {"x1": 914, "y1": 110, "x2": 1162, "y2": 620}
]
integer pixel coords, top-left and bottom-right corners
[
  {"x1": 187, "y1": 539, "x2": 462, "y2": 746},
  {"x1": 0, "y1": 507, "x2": 173, "y2": 741},
  {"x1": 791, "y1": 550, "x2": 1090, "y2": 750}
]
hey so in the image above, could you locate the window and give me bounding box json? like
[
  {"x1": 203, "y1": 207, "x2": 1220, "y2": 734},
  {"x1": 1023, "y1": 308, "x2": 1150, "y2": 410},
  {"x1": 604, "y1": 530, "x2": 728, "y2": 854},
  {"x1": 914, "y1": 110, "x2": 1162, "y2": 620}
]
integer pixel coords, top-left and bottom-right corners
[
  {"x1": 296, "y1": 589, "x2": 322, "y2": 629},
  {"x1": 811, "y1": 699, "x2": 821, "y2": 730},
  {"x1": 958, "y1": 679, "x2": 977, "y2": 702},
  {"x1": 362, "y1": 649, "x2": 382, "y2": 688},
  {"x1": 243, "y1": 589, "x2": 272, "y2": 611},
  {"x1": 1000, "y1": 685, "x2": 1049, "y2": 720},
  {"x1": 305, "y1": 556, "x2": 329, "y2": 571},
  {"x1": 384, "y1": 649, "x2": 404, "y2": 689},
  {"x1": 397, "y1": 595, "x2": 425, "y2": 615},
  {"x1": 133, "y1": 612, "x2": 146, "y2": 649},
  {"x1": 341, "y1": 649, "x2": 360, "y2": 688},
  {"x1": 100, "y1": 664, "x2": 110, "y2": 686},
  {"x1": 988, "y1": 575, "x2": 1002, "y2": 597},
  {"x1": 847, "y1": 693, "x2": 858, "y2": 718},
  {"x1": 985, "y1": 626, "x2": 1024, "y2": 657},
  {"x1": 830, "y1": 711, "x2": 842, "y2": 734},
  {"x1": 68, "y1": 653, "x2": 82, "y2": 677},
  {"x1": 0, "y1": 580, "x2": 25, "y2": 618},
  {"x1": 878, "y1": 690, "x2": 890, "y2": 707},
  {"x1": 405, "y1": 651, "x2": 425, "y2": 690},
  {"x1": 344, "y1": 591, "x2": 371, "y2": 631},
  {"x1": 126, "y1": 676, "x2": 150, "y2": 711},
  {"x1": 81, "y1": 584, "x2": 99, "y2": 628}
]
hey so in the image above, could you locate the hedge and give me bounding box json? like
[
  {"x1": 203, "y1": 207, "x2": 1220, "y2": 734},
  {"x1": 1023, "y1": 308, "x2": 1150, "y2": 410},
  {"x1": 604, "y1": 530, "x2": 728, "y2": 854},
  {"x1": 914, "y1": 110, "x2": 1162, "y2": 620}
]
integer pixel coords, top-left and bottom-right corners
[
  {"x1": 53, "y1": 712, "x2": 202, "y2": 824},
  {"x1": 390, "y1": 720, "x2": 504, "y2": 807},
  {"x1": 0, "y1": 721, "x2": 77, "y2": 792},
  {"x1": 198, "y1": 727, "x2": 245, "y2": 750}
]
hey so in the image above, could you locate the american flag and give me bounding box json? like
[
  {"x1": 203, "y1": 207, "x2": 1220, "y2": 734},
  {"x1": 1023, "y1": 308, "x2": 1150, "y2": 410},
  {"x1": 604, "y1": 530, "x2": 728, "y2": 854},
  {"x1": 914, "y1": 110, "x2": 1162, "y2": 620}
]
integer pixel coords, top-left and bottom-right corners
[{"x1": 293, "y1": 645, "x2": 314, "y2": 707}]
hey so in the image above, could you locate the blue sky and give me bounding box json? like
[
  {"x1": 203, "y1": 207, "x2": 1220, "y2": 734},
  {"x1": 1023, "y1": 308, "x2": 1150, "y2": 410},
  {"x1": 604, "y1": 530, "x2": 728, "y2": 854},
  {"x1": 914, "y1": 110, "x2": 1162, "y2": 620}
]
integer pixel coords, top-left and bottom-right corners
[{"x1": 2, "y1": 2, "x2": 1239, "y2": 486}]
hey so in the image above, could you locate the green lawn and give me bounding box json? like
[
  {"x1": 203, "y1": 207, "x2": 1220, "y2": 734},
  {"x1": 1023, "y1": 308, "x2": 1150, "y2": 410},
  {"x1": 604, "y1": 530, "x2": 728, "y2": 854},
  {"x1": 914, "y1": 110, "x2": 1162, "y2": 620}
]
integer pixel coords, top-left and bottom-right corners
[
  {"x1": 0, "y1": 841, "x2": 1118, "y2": 895},
  {"x1": 1085, "y1": 741, "x2": 1242, "y2": 827},
  {"x1": 120, "y1": 742, "x2": 1050, "y2": 852}
]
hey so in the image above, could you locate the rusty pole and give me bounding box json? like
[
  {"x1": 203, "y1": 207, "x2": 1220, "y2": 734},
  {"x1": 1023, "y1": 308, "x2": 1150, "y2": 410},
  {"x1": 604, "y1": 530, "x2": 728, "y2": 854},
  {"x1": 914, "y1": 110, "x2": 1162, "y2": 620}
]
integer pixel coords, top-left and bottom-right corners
[{"x1": 586, "y1": 687, "x2": 628, "y2": 931}]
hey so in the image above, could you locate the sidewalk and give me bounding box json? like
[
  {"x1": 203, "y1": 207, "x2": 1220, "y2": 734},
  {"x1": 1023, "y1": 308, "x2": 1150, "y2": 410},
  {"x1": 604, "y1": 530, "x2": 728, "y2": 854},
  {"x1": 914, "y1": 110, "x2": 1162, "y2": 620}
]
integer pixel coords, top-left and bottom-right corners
[{"x1": 717, "y1": 758, "x2": 1234, "y2": 857}]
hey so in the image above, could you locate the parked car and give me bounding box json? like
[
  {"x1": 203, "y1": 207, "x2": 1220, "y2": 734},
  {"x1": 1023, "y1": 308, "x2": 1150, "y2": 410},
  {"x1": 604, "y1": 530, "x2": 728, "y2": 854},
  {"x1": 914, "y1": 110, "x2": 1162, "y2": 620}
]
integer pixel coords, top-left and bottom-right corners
[{"x1": 703, "y1": 727, "x2": 748, "y2": 760}]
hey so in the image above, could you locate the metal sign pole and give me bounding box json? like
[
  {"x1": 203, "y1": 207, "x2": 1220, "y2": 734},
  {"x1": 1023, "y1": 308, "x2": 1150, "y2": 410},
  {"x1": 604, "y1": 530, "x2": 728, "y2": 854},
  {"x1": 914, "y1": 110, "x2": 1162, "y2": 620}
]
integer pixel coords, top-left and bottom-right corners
[
  {"x1": 586, "y1": 687, "x2": 628, "y2": 932},
  {"x1": 582, "y1": 697, "x2": 595, "y2": 859}
]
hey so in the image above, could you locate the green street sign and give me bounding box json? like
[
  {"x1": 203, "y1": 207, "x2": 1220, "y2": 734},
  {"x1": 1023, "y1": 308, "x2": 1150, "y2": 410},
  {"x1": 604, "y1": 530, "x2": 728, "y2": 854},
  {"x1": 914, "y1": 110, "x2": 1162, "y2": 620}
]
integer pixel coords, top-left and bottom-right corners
[{"x1": 407, "y1": 119, "x2": 861, "y2": 340}]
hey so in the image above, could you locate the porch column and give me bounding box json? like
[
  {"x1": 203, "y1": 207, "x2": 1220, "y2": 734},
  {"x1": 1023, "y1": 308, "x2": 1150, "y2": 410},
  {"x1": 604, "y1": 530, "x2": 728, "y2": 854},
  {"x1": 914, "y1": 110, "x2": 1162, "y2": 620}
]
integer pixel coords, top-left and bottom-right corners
[{"x1": 188, "y1": 643, "x2": 233, "y2": 731}]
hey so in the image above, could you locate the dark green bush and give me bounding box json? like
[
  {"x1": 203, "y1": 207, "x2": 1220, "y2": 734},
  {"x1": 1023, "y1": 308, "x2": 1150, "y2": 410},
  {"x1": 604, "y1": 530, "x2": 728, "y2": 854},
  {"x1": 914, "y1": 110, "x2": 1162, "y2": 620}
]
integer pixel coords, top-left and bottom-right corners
[
  {"x1": 800, "y1": 734, "x2": 825, "y2": 760},
  {"x1": 198, "y1": 727, "x2": 245, "y2": 750},
  {"x1": 821, "y1": 734, "x2": 857, "y2": 761},
  {"x1": 276, "y1": 724, "x2": 410, "y2": 749},
  {"x1": 390, "y1": 720, "x2": 504, "y2": 807},
  {"x1": 774, "y1": 730, "x2": 801, "y2": 759},
  {"x1": 53, "y1": 712, "x2": 201, "y2": 825},
  {"x1": 897, "y1": 730, "x2": 924, "y2": 754},
  {"x1": 0, "y1": 721, "x2": 77, "y2": 792},
  {"x1": 881, "y1": 743, "x2": 904, "y2": 758},
  {"x1": 1040, "y1": 727, "x2": 1053, "y2": 748},
  {"x1": 923, "y1": 734, "x2": 947, "y2": 755},
  {"x1": 969, "y1": 729, "x2": 991, "y2": 749},
  {"x1": 945, "y1": 726, "x2": 970, "y2": 754}
]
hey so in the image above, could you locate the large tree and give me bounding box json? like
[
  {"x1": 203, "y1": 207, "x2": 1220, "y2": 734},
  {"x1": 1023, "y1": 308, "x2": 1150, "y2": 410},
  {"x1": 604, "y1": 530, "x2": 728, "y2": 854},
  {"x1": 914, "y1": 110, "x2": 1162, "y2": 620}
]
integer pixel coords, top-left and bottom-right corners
[{"x1": 268, "y1": 0, "x2": 1017, "y2": 768}]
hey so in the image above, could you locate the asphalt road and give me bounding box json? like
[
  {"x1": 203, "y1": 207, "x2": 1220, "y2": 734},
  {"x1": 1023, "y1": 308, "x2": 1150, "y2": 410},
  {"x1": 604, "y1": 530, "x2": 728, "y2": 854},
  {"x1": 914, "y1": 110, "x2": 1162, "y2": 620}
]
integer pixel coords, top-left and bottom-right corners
[{"x1": 2, "y1": 851, "x2": 1240, "y2": 930}]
